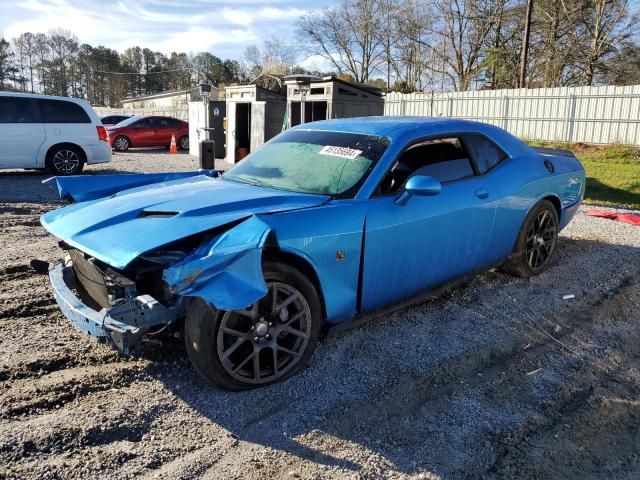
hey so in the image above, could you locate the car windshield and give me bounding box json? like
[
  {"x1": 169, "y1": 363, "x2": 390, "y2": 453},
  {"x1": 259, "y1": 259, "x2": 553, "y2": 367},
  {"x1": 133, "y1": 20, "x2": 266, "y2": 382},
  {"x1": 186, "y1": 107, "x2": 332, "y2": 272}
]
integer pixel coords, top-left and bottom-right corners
[
  {"x1": 114, "y1": 115, "x2": 140, "y2": 127},
  {"x1": 223, "y1": 130, "x2": 389, "y2": 196}
]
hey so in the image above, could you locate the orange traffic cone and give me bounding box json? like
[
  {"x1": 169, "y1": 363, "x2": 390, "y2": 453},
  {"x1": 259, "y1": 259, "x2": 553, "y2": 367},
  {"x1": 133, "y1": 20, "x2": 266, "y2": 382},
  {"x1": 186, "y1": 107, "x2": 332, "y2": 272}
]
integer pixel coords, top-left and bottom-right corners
[{"x1": 169, "y1": 134, "x2": 178, "y2": 154}]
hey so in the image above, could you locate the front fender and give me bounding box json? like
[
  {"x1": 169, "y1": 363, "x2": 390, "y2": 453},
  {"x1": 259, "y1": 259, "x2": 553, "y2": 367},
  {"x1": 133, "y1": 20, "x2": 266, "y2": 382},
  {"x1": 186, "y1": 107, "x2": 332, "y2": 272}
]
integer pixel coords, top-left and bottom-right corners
[{"x1": 163, "y1": 216, "x2": 272, "y2": 311}]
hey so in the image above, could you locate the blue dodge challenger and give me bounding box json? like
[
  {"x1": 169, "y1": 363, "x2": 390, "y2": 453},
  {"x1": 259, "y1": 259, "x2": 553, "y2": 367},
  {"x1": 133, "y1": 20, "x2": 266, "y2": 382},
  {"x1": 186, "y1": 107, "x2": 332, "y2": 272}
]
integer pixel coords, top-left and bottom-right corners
[{"x1": 41, "y1": 117, "x2": 585, "y2": 389}]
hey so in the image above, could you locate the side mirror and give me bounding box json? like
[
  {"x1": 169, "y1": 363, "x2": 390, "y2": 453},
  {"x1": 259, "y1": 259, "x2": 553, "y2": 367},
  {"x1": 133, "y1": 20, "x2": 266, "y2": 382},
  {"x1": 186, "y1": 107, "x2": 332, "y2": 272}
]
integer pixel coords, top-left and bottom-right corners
[{"x1": 395, "y1": 175, "x2": 441, "y2": 206}]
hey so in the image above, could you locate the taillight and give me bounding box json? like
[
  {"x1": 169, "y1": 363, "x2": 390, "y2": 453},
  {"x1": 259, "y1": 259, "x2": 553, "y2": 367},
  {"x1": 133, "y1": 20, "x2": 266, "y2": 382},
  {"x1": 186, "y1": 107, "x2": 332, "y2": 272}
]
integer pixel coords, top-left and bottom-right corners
[{"x1": 96, "y1": 125, "x2": 108, "y2": 142}]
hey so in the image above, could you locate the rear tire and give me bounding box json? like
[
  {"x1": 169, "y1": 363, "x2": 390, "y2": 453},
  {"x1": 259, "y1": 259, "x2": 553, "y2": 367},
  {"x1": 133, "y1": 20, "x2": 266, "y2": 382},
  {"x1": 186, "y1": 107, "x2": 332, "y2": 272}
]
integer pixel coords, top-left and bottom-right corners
[
  {"x1": 184, "y1": 260, "x2": 322, "y2": 390},
  {"x1": 501, "y1": 199, "x2": 559, "y2": 278},
  {"x1": 46, "y1": 145, "x2": 85, "y2": 175},
  {"x1": 113, "y1": 136, "x2": 130, "y2": 152},
  {"x1": 178, "y1": 135, "x2": 189, "y2": 151}
]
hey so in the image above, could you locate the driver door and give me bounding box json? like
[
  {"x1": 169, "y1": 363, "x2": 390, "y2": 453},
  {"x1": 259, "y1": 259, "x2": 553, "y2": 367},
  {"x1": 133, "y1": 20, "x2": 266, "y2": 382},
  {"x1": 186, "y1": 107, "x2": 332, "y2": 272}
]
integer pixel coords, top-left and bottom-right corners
[{"x1": 360, "y1": 137, "x2": 497, "y2": 311}]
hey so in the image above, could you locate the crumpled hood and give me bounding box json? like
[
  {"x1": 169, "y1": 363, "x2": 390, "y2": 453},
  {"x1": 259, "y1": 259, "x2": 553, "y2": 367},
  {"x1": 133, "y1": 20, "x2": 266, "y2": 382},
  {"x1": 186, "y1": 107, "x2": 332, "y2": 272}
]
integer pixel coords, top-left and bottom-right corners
[{"x1": 41, "y1": 175, "x2": 328, "y2": 269}]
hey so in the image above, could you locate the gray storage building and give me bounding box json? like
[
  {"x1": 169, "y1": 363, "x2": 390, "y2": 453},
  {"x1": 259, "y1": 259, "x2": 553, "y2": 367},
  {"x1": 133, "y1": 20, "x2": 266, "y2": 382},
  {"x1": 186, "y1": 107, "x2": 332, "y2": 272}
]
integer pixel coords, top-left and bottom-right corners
[{"x1": 284, "y1": 75, "x2": 384, "y2": 127}]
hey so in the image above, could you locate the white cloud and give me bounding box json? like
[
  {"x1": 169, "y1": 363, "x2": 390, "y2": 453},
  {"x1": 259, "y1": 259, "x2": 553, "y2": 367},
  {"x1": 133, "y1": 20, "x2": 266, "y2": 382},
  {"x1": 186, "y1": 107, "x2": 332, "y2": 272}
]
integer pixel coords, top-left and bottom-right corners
[
  {"x1": 222, "y1": 6, "x2": 307, "y2": 26},
  {"x1": 299, "y1": 53, "x2": 338, "y2": 73},
  {"x1": 0, "y1": 0, "x2": 314, "y2": 58}
]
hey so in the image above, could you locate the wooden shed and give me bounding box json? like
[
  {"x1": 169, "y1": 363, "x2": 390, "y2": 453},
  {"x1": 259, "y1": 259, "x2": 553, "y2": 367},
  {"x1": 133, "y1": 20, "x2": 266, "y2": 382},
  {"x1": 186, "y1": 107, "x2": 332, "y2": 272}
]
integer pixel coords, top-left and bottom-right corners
[{"x1": 224, "y1": 84, "x2": 286, "y2": 164}]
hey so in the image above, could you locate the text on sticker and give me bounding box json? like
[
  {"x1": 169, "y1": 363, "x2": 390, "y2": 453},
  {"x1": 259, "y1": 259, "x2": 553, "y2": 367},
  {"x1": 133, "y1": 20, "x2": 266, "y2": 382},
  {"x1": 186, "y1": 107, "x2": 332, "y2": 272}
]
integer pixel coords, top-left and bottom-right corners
[{"x1": 319, "y1": 145, "x2": 362, "y2": 160}]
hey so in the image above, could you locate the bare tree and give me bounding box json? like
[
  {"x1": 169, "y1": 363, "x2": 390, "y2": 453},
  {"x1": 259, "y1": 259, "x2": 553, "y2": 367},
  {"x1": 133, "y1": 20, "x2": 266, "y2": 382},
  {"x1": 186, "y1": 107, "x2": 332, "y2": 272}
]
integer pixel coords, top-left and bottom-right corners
[
  {"x1": 391, "y1": 0, "x2": 435, "y2": 91},
  {"x1": 578, "y1": 0, "x2": 640, "y2": 85},
  {"x1": 298, "y1": 0, "x2": 386, "y2": 82},
  {"x1": 434, "y1": 0, "x2": 496, "y2": 91}
]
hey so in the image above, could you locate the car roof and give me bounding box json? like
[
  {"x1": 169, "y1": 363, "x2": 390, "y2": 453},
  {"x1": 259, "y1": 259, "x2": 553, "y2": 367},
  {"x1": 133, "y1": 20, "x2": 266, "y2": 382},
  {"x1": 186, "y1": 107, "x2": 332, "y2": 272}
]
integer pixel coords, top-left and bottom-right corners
[
  {"x1": 291, "y1": 116, "x2": 531, "y2": 156},
  {"x1": 293, "y1": 116, "x2": 496, "y2": 136},
  {"x1": 0, "y1": 91, "x2": 91, "y2": 107}
]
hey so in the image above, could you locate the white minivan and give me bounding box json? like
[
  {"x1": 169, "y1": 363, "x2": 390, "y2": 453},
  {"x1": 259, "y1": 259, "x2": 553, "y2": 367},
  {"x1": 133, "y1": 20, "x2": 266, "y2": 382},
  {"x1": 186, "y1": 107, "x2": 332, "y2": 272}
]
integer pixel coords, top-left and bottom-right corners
[{"x1": 0, "y1": 92, "x2": 112, "y2": 175}]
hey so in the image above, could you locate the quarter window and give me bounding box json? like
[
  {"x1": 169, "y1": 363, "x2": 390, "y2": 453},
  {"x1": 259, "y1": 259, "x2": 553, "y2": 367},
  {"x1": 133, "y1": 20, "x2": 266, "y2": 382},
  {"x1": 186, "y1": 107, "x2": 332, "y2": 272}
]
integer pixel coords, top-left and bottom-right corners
[
  {"x1": 0, "y1": 97, "x2": 34, "y2": 123},
  {"x1": 39, "y1": 99, "x2": 91, "y2": 123},
  {"x1": 463, "y1": 135, "x2": 507, "y2": 174}
]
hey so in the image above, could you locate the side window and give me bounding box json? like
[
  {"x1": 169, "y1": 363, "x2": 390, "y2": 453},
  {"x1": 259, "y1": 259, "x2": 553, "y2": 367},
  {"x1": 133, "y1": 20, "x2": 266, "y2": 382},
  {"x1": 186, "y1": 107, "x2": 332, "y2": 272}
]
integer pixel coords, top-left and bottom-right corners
[
  {"x1": 151, "y1": 118, "x2": 171, "y2": 127},
  {"x1": 39, "y1": 99, "x2": 91, "y2": 123},
  {"x1": 378, "y1": 137, "x2": 475, "y2": 194},
  {"x1": 136, "y1": 119, "x2": 151, "y2": 129},
  {"x1": 463, "y1": 134, "x2": 507, "y2": 174},
  {"x1": 0, "y1": 97, "x2": 34, "y2": 123}
]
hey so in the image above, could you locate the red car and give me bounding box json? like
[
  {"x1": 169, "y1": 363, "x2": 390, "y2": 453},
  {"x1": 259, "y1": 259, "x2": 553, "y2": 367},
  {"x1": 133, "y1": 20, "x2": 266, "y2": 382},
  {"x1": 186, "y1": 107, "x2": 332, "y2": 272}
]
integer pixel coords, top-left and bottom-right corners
[{"x1": 107, "y1": 116, "x2": 189, "y2": 152}]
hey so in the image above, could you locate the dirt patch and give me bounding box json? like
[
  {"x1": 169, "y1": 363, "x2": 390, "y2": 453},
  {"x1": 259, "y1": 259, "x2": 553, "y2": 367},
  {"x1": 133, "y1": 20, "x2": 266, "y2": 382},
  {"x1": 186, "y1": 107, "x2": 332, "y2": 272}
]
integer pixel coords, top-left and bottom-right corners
[{"x1": 1, "y1": 151, "x2": 640, "y2": 479}]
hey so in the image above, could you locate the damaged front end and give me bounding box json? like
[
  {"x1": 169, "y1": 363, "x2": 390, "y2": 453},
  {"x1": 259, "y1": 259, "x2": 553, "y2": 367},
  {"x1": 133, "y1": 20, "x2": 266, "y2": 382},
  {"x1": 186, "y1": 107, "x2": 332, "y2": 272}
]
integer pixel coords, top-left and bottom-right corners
[{"x1": 48, "y1": 216, "x2": 272, "y2": 354}]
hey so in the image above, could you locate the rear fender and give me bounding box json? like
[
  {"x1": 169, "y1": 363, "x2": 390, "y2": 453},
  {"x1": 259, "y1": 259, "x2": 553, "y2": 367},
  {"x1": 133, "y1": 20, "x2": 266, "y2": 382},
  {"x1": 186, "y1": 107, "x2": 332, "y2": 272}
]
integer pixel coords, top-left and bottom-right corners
[{"x1": 163, "y1": 216, "x2": 272, "y2": 311}]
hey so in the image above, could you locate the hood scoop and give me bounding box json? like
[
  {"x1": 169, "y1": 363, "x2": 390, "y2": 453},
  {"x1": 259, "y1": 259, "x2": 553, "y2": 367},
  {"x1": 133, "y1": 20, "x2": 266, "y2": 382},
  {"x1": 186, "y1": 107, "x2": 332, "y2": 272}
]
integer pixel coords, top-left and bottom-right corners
[{"x1": 139, "y1": 210, "x2": 179, "y2": 218}]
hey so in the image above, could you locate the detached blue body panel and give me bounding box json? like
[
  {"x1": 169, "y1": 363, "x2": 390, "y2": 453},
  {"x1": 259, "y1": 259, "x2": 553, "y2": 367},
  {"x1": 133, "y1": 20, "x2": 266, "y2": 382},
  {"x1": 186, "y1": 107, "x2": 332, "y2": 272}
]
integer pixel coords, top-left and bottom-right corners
[
  {"x1": 41, "y1": 117, "x2": 585, "y2": 325},
  {"x1": 163, "y1": 216, "x2": 272, "y2": 311},
  {"x1": 49, "y1": 170, "x2": 223, "y2": 203}
]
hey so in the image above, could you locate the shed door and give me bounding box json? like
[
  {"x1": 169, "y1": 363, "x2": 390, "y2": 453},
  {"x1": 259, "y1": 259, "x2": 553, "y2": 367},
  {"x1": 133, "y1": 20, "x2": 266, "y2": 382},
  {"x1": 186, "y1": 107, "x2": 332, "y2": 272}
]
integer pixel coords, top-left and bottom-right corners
[
  {"x1": 208, "y1": 101, "x2": 226, "y2": 158},
  {"x1": 265, "y1": 102, "x2": 286, "y2": 141},
  {"x1": 225, "y1": 102, "x2": 236, "y2": 164},
  {"x1": 250, "y1": 102, "x2": 265, "y2": 152}
]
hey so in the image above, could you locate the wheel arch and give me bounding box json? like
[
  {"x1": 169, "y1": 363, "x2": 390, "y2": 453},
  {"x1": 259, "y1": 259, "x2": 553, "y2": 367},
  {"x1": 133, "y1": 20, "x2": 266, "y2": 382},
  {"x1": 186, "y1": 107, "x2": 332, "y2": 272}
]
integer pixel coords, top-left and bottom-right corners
[
  {"x1": 541, "y1": 194, "x2": 562, "y2": 219},
  {"x1": 113, "y1": 134, "x2": 132, "y2": 148},
  {"x1": 509, "y1": 194, "x2": 561, "y2": 253},
  {"x1": 45, "y1": 142, "x2": 87, "y2": 164},
  {"x1": 262, "y1": 246, "x2": 328, "y2": 323}
]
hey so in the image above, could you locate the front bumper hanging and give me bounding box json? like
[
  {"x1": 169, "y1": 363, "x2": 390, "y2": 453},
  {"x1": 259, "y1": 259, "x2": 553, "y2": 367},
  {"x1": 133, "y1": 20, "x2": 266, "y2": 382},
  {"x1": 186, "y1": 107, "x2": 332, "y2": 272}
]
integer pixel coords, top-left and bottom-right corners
[{"x1": 48, "y1": 262, "x2": 182, "y2": 353}]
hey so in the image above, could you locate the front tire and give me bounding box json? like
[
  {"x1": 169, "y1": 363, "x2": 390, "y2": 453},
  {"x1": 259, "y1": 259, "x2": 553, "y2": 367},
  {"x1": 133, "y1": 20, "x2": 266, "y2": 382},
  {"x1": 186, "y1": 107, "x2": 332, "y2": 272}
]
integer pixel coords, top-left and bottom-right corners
[
  {"x1": 112, "y1": 136, "x2": 130, "y2": 152},
  {"x1": 184, "y1": 261, "x2": 322, "y2": 390},
  {"x1": 46, "y1": 145, "x2": 85, "y2": 175},
  {"x1": 502, "y1": 199, "x2": 559, "y2": 278}
]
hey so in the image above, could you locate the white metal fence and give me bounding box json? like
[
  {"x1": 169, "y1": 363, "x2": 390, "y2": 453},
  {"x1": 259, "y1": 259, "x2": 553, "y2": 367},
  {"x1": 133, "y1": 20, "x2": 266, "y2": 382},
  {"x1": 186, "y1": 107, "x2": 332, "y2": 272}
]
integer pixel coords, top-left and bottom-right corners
[
  {"x1": 93, "y1": 84, "x2": 640, "y2": 146},
  {"x1": 93, "y1": 106, "x2": 188, "y2": 121},
  {"x1": 384, "y1": 84, "x2": 640, "y2": 146}
]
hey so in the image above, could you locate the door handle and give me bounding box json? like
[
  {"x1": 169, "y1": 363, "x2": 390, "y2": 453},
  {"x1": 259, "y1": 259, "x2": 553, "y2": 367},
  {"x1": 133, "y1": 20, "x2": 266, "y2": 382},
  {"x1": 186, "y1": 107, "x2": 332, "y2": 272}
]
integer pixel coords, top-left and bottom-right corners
[{"x1": 475, "y1": 188, "x2": 489, "y2": 199}]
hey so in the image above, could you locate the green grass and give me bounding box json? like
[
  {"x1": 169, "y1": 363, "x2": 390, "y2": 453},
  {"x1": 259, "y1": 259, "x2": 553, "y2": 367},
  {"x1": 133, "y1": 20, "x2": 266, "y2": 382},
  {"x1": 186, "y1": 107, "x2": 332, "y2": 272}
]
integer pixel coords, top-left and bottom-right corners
[{"x1": 526, "y1": 141, "x2": 640, "y2": 210}]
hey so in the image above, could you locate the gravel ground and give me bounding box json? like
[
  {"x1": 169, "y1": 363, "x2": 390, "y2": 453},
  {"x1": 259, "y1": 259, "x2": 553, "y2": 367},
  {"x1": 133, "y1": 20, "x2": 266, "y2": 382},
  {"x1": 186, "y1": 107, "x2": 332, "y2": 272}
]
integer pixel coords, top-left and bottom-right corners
[{"x1": 1, "y1": 151, "x2": 640, "y2": 479}]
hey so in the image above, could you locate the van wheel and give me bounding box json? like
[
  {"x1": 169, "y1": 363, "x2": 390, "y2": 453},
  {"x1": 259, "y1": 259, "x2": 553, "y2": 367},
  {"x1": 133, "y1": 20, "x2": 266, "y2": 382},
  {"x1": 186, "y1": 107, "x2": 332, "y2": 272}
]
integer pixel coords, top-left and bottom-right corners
[
  {"x1": 184, "y1": 261, "x2": 322, "y2": 390},
  {"x1": 179, "y1": 136, "x2": 189, "y2": 151},
  {"x1": 46, "y1": 146, "x2": 85, "y2": 175},
  {"x1": 113, "y1": 136, "x2": 130, "y2": 152}
]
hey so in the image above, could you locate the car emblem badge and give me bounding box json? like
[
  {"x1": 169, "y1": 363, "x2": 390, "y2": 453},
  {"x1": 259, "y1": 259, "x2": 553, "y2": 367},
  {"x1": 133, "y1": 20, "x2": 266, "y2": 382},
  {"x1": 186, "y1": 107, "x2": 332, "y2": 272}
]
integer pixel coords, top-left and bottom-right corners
[{"x1": 336, "y1": 250, "x2": 346, "y2": 262}]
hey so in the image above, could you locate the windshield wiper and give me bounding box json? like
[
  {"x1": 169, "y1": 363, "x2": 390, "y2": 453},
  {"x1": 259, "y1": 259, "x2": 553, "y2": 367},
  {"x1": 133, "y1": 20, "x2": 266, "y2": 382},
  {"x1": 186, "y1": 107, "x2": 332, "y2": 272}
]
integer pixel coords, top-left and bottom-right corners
[{"x1": 222, "y1": 176, "x2": 265, "y2": 188}]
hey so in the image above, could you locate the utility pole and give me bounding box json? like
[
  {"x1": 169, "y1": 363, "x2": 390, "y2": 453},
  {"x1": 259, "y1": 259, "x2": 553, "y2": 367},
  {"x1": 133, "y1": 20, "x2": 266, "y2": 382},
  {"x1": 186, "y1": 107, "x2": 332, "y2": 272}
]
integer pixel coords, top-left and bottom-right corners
[{"x1": 518, "y1": 0, "x2": 534, "y2": 88}]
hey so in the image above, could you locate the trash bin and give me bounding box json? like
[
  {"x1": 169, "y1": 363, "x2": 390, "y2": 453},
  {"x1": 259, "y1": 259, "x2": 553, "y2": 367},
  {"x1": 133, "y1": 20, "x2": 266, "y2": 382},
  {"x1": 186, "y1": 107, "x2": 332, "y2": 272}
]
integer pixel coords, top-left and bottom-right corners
[{"x1": 199, "y1": 140, "x2": 215, "y2": 169}]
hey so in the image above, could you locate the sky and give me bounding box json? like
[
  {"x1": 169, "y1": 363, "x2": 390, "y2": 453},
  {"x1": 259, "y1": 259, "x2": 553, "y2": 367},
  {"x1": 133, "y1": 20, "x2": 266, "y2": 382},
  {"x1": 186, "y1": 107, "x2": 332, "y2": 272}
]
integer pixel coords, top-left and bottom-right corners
[{"x1": 0, "y1": 0, "x2": 334, "y2": 69}]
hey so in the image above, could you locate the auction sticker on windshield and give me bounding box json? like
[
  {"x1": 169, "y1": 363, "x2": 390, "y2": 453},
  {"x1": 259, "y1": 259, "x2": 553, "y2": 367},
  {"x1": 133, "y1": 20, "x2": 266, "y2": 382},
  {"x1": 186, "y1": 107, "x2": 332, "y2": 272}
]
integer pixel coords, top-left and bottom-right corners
[{"x1": 319, "y1": 145, "x2": 363, "y2": 160}]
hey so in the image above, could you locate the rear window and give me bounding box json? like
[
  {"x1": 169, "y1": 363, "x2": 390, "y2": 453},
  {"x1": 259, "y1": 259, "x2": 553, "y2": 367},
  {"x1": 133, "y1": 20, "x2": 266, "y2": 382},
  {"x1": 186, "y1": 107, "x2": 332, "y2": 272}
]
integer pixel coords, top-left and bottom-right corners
[
  {"x1": 0, "y1": 97, "x2": 34, "y2": 123},
  {"x1": 115, "y1": 116, "x2": 141, "y2": 127},
  {"x1": 38, "y1": 99, "x2": 91, "y2": 124},
  {"x1": 101, "y1": 115, "x2": 128, "y2": 124}
]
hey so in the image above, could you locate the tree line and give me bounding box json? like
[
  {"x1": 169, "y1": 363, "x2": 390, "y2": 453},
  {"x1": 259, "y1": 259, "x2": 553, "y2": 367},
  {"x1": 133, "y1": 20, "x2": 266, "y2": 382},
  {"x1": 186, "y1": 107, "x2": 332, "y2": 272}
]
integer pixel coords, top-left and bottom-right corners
[
  {"x1": 1, "y1": 0, "x2": 639, "y2": 105},
  {"x1": 0, "y1": 29, "x2": 248, "y2": 107}
]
